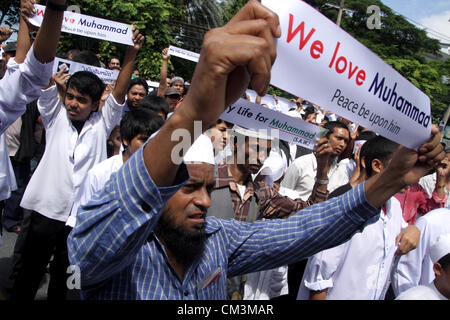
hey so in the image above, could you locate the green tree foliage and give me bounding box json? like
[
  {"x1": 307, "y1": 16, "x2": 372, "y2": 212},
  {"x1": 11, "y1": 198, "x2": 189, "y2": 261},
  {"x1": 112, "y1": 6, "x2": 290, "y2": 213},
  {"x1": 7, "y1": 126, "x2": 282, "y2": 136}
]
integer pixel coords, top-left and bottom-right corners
[
  {"x1": 0, "y1": 0, "x2": 20, "y2": 26},
  {"x1": 56, "y1": 0, "x2": 181, "y2": 80}
]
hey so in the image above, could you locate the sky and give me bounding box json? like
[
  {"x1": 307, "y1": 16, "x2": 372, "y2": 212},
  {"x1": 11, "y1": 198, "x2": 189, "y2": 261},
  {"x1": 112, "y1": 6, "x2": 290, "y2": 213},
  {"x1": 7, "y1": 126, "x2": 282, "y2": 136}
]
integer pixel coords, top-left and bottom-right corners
[{"x1": 381, "y1": 0, "x2": 450, "y2": 44}]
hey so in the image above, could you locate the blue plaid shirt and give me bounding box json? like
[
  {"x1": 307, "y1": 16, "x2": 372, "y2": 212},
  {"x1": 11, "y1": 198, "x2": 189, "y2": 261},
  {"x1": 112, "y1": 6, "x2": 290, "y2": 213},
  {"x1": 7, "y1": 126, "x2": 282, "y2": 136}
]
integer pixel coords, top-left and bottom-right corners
[{"x1": 68, "y1": 145, "x2": 380, "y2": 300}]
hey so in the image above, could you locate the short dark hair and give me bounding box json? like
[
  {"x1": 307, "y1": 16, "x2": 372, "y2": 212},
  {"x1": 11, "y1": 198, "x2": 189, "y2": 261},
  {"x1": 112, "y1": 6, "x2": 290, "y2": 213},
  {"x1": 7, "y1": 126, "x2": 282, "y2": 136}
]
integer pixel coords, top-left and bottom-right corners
[
  {"x1": 72, "y1": 51, "x2": 101, "y2": 67},
  {"x1": 361, "y1": 136, "x2": 398, "y2": 177},
  {"x1": 302, "y1": 106, "x2": 316, "y2": 120},
  {"x1": 208, "y1": 119, "x2": 234, "y2": 130},
  {"x1": 66, "y1": 49, "x2": 80, "y2": 58},
  {"x1": 109, "y1": 56, "x2": 120, "y2": 63},
  {"x1": 120, "y1": 108, "x2": 164, "y2": 144},
  {"x1": 323, "y1": 121, "x2": 349, "y2": 138},
  {"x1": 438, "y1": 252, "x2": 450, "y2": 271},
  {"x1": 138, "y1": 95, "x2": 169, "y2": 117},
  {"x1": 127, "y1": 78, "x2": 149, "y2": 94},
  {"x1": 66, "y1": 71, "x2": 105, "y2": 103}
]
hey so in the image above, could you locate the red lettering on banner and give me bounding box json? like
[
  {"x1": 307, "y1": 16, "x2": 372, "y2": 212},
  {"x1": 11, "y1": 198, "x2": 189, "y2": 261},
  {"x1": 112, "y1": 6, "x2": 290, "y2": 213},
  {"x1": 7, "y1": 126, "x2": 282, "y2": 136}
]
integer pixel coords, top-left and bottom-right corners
[
  {"x1": 286, "y1": 13, "x2": 367, "y2": 87},
  {"x1": 310, "y1": 40, "x2": 323, "y2": 59},
  {"x1": 329, "y1": 42, "x2": 366, "y2": 86},
  {"x1": 64, "y1": 16, "x2": 75, "y2": 24},
  {"x1": 287, "y1": 14, "x2": 316, "y2": 50},
  {"x1": 36, "y1": 8, "x2": 45, "y2": 17}
]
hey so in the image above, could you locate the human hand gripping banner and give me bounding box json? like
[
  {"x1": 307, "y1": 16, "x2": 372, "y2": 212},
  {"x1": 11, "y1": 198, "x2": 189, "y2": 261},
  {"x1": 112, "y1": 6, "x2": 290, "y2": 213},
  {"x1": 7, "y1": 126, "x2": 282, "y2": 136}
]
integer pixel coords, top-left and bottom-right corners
[
  {"x1": 53, "y1": 58, "x2": 119, "y2": 84},
  {"x1": 29, "y1": 4, "x2": 134, "y2": 46},
  {"x1": 262, "y1": 0, "x2": 432, "y2": 150}
]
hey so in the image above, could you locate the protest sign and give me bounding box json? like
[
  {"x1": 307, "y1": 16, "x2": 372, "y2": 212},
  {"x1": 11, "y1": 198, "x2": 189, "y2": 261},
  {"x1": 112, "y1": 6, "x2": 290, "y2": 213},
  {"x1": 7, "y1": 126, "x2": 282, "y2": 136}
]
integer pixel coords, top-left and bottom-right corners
[
  {"x1": 220, "y1": 98, "x2": 325, "y2": 149},
  {"x1": 168, "y1": 46, "x2": 200, "y2": 63},
  {"x1": 262, "y1": 0, "x2": 431, "y2": 150},
  {"x1": 53, "y1": 58, "x2": 119, "y2": 84},
  {"x1": 29, "y1": 4, "x2": 133, "y2": 46}
]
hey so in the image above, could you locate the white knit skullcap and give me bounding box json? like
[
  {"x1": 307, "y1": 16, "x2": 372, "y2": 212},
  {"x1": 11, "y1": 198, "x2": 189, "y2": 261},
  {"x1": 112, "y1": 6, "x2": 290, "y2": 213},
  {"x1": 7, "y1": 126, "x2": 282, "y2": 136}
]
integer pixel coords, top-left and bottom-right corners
[
  {"x1": 430, "y1": 233, "x2": 450, "y2": 263},
  {"x1": 183, "y1": 134, "x2": 215, "y2": 165},
  {"x1": 231, "y1": 125, "x2": 275, "y2": 141}
]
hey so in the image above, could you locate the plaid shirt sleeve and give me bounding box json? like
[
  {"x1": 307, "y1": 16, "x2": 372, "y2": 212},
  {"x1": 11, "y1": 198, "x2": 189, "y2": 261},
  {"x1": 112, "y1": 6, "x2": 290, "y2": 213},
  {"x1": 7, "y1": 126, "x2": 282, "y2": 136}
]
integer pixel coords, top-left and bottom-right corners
[
  {"x1": 67, "y1": 144, "x2": 189, "y2": 288},
  {"x1": 257, "y1": 181, "x2": 329, "y2": 219}
]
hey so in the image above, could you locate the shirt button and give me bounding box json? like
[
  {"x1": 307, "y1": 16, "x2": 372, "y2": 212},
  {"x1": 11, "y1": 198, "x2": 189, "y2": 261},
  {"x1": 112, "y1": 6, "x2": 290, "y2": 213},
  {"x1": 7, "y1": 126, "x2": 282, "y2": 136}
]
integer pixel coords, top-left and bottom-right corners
[
  {"x1": 184, "y1": 291, "x2": 189, "y2": 297},
  {"x1": 141, "y1": 202, "x2": 151, "y2": 212}
]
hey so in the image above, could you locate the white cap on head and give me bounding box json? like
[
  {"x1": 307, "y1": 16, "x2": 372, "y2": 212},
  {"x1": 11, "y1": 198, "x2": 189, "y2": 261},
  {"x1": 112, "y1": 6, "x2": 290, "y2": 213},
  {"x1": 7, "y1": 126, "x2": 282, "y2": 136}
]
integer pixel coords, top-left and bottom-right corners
[
  {"x1": 231, "y1": 125, "x2": 275, "y2": 141},
  {"x1": 257, "y1": 150, "x2": 287, "y2": 184},
  {"x1": 430, "y1": 233, "x2": 450, "y2": 263},
  {"x1": 183, "y1": 134, "x2": 215, "y2": 165}
]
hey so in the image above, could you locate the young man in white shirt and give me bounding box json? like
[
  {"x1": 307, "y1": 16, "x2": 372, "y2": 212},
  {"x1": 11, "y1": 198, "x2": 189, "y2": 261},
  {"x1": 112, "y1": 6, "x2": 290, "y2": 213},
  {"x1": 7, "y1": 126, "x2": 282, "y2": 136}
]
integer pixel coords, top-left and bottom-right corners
[
  {"x1": 10, "y1": 27, "x2": 145, "y2": 300},
  {"x1": 396, "y1": 233, "x2": 450, "y2": 300},
  {"x1": 66, "y1": 108, "x2": 164, "y2": 228},
  {"x1": 392, "y1": 207, "x2": 450, "y2": 296},
  {"x1": 297, "y1": 136, "x2": 420, "y2": 300},
  {"x1": 281, "y1": 121, "x2": 350, "y2": 200}
]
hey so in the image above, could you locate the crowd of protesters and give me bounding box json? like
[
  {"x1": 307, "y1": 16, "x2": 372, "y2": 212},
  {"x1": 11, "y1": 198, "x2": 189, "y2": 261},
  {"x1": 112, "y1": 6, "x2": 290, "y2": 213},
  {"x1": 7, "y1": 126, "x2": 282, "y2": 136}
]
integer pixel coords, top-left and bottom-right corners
[{"x1": 0, "y1": 0, "x2": 449, "y2": 301}]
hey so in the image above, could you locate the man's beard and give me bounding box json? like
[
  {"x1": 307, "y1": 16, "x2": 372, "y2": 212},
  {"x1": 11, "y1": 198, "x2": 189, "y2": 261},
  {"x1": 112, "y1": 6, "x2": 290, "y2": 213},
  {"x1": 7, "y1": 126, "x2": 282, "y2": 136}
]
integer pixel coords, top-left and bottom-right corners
[{"x1": 155, "y1": 215, "x2": 207, "y2": 267}]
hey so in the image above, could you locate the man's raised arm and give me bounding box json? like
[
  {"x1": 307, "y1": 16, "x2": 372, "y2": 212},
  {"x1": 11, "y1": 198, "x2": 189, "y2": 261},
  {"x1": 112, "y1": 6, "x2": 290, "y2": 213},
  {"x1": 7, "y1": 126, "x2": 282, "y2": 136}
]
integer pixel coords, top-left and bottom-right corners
[{"x1": 0, "y1": 0, "x2": 66, "y2": 135}]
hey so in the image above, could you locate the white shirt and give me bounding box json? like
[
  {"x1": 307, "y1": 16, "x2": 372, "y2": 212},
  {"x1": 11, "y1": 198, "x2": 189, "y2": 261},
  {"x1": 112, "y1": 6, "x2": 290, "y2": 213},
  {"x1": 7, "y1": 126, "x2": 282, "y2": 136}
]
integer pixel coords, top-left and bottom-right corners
[
  {"x1": 392, "y1": 207, "x2": 450, "y2": 296},
  {"x1": 286, "y1": 109, "x2": 304, "y2": 119},
  {"x1": 396, "y1": 282, "x2": 447, "y2": 300},
  {"x1": 66, "y1": 154, "x2": 124, "y2": 228},
  {"x1": 333, "y1": 158, "x2": 357, "y2": 186},
  {"x1": 5, "y1": 117, "x2": 22, "y2": 157},
  {"x1": 244, "y1": 266, "x2": 289, "y2": 300},
  {"x1": 281, "y1": 153, "x2": 341, "y2": 201},
  {"x1": 297, "y1": 197, "x2": 407, "y2": 300},
  {"x1": 0, "y1": 46, "x2": 53, "y2": 135},
  {"x1": 0, "y1": 133, "x2": 17, "y2": 201},
  {"x1": 21, "y1": 86, "x2": 123, "y2": 222}
]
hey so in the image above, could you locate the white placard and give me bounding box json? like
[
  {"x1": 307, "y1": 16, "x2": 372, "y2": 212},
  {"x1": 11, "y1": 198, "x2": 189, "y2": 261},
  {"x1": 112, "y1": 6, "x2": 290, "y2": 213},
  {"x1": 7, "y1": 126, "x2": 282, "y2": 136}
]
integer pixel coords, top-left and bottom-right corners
[
  {"x1": 29, "y1": 4, "x2": 133, "y2": 46},
  {"x1": 220, "y1": 98, "x2": 325, "y2": 149},
  {"x1": 262, "y1": 0, "x2": 431, "y2": 150},
  {"x1": 168, "y1": 46, "x2": 200, "y2": 63},
  {"x1": 53, "y1": 58, "x2": 119, "y2": 84}
]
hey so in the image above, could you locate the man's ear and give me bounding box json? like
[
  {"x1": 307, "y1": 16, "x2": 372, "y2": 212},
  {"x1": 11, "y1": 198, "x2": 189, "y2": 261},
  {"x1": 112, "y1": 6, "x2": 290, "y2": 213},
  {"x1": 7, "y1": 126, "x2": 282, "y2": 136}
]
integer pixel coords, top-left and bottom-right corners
[
  {"x1": 371, "y1": 158, "x2": 385, "y2": 174},
  {"x1": 122, "y1": 138, "x2": 129, "y2": 149},
  {"x1": 433, "y1": 262, "x2": 443, "y2": 276}
]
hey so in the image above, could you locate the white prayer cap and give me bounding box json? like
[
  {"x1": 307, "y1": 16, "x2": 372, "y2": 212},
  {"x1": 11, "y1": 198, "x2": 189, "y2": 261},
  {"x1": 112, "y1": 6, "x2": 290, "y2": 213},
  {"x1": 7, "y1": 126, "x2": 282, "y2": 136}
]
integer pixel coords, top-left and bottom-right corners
[
  {"x1": 231, "y1": 125, "x2": 275, "y2": 141},
  {"x1": 258, "y1": 151, "x2": 287, "y2": 183},
  {"x1": 183, "y1": 134, "x2": 215, "y2": 165},
  {"x1": 430, "y1": 233, "x2": 450, "y2": 263}
]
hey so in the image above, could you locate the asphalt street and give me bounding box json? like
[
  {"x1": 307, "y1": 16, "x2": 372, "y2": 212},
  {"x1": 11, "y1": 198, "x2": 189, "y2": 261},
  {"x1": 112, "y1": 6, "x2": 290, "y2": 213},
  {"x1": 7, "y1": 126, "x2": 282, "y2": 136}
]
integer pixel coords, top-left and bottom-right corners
[{"x1": 0, "y1": 227, "x2": 79, "y2": 300}]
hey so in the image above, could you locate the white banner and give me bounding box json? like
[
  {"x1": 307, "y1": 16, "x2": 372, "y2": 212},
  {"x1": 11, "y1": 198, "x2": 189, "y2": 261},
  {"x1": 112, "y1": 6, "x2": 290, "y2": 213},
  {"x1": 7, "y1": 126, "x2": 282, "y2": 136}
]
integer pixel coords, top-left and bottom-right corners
[
  {"x1": 220, "y1": 98, "x2": 326, "y2": 149},
  {"x1": 168, "y1": 46, "x2": 200, "y2": 63},
  {"x1": 53, "y1": 58, "x2": 119, "y2": 84},
  {"x1": 262, "y1": 0, "x2": 431, "y2": 150},
  {"x1": 29, "y1": 4, "x2": 133, "y2": 46}
]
